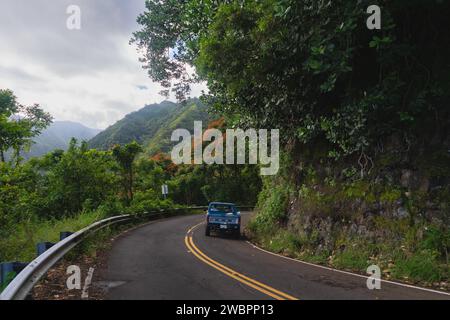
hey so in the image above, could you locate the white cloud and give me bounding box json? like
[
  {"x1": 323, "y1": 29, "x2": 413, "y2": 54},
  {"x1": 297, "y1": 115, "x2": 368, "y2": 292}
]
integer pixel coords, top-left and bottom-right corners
[{"x1": 0, "y1": 0, "x2": 207, "y2": 129}]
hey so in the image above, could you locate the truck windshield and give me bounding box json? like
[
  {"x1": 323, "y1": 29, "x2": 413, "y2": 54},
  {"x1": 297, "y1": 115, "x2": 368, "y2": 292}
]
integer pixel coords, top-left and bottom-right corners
[{"x1": 209, "y1": 204, "x2": 236, "y2": 214}]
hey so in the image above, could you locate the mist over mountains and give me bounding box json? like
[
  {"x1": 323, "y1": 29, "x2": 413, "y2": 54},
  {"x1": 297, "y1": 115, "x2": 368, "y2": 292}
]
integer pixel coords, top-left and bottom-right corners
[{"x1": 7, "y1": 121, "x2": 101, "y2": 160}]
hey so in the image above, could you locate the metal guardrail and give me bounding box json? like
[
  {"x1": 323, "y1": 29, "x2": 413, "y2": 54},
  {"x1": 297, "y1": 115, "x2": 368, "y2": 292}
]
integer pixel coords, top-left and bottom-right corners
[
  {"x1": 0, "y1": 205, "x2": 253, "y2": 300},
  {"x1": 0, "y1": 215, "x2": 131, "y2": 300}
]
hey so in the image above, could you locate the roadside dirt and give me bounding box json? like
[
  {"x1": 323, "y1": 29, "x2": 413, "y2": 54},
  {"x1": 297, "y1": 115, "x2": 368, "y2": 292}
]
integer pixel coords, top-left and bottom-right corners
[{"x1": 32, "y1": 240, "x2": 111, "y2": 300}]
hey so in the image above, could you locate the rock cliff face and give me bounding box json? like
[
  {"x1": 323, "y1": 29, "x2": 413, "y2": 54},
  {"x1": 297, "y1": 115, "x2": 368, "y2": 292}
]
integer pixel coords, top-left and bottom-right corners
[{"x1": 286, "y1": 172, "x2": 448, "y2": 249}]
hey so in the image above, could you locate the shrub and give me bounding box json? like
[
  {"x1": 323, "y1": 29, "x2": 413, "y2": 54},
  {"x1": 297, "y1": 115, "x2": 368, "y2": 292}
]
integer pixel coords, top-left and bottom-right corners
[
  {"x1": 251, "y1": 178, "x2": 292, "y2": 234},
  {"x1": 391, "y1": 250, "x2": 446, "y2": 283}
]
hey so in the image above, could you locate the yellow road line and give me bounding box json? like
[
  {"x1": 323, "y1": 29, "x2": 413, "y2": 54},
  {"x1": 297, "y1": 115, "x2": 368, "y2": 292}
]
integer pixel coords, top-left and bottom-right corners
[
  {"x1": 185, "y1": 237, "x2": 285, "y2": 300},
  {"x1": 188, "y1": 236, "x2": 298, "y2": 300},
  {"x1": 184, "y1": 224, "x2": 298, "y2": 300},
  {"x1": 187, "y1": 222, "x2": 204, "y2": 234}
]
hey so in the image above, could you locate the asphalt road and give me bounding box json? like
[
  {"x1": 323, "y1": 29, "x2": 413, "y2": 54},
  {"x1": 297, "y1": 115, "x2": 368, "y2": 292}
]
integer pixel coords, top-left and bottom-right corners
[{"x1": 99, "y1": 213, "x2": 450, "y2": 300}]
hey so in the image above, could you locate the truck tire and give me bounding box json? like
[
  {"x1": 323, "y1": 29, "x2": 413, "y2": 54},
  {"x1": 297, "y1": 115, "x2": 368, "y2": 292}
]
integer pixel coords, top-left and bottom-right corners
[{"x1": 205, "y1": 226, "x2": 211, "y2": 236}]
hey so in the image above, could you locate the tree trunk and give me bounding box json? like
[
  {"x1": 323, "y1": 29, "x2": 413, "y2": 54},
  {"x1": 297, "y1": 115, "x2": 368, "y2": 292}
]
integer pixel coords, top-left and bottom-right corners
[
  {"x1": 14, "y1": 148, "x2": 21, "y2": 167},
  {"x1": 0, "y1": 149, "x2": 4, "y2": 163},
  {"x1": 129, "y1": 168, "x2": 134, "y2": 202}
]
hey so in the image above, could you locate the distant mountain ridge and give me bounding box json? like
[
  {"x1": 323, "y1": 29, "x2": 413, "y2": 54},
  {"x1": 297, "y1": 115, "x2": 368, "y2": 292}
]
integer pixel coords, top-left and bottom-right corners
[
  {"x1": 88, "y1": 99, "x2": 212, "y2": 157},
  {"x1": 7, "y1": 121, "x2": 101, "y2": 160}
]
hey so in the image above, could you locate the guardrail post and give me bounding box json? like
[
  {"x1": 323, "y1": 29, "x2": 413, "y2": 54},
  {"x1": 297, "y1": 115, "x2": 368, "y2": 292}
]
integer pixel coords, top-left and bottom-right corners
[
  {"x1": 60, "y1": 231, "x2": 73, "y2": 240},
  {"x1": 36, "y1": 242, "x2": 55, "y2": 256},
  {"x1": 0, "y1": 262, "x2": 28, "y2": 290}
]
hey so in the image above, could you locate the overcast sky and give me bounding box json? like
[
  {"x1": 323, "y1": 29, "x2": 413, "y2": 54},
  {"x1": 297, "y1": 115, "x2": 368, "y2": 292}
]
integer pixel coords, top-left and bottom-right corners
[{"x1": 0, "y1": 0, "x2": 206, "y2": 129}]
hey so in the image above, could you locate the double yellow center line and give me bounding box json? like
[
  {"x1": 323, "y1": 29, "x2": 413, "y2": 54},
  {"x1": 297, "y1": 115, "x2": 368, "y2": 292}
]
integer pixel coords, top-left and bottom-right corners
[{"x1": 185, "y1": 224, "x2": 298, "y2": 300}]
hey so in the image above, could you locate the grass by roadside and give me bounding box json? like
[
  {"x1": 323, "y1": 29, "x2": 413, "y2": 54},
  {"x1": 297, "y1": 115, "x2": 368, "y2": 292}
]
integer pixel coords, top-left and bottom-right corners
[
  {"x1": 245, "y1": 223, "x2": 449, "y2": 292},
  {"x1": 0, "y1": 210, "x2": 106, "y2": 263}
]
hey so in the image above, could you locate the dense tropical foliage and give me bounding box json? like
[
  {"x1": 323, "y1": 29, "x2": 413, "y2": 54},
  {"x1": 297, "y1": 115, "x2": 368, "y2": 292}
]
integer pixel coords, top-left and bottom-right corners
[{"x1": 132, "y1": 0, "x2": 449, "y2": 164}]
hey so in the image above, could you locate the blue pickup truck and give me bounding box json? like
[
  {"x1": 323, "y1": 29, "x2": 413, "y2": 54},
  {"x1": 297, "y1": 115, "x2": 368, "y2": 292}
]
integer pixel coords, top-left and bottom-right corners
[{"x1": 205, "y1": 202, "x2": 241, "y2": 238}]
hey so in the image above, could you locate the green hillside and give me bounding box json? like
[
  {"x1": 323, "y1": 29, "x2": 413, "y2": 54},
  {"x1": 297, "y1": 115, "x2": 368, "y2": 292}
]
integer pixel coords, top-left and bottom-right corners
[
  {"x1": 144, "y1": 99, "x2": 211, "y2": 156},
  {"x1": 89, "y1": 98, "x2": 212, "y2": 156}
]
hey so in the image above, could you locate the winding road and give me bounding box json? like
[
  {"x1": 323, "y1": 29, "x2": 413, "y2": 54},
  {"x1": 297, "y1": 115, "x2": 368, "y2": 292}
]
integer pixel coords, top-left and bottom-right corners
[{"x1": 98, "y1": 213, "x2": 450, "y2": 300}]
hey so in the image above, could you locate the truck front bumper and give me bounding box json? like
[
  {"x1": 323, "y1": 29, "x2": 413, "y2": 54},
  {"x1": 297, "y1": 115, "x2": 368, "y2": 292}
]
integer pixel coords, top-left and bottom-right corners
[{"x1": 207, "y1": 223, "x2": 240, "y2": 233}]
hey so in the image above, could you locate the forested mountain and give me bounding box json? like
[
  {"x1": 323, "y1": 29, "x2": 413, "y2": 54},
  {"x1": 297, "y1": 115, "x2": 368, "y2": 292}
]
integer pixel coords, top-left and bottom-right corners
[
  {"x1": 89, "y1": 98, "x2": 211, "y2": 156},
  {"x1": 7, "y1": 121, "x2": 100, "y2": 160},
  {"x1": 143, "y1": 99, "x2": 211, "y2": 156}
]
